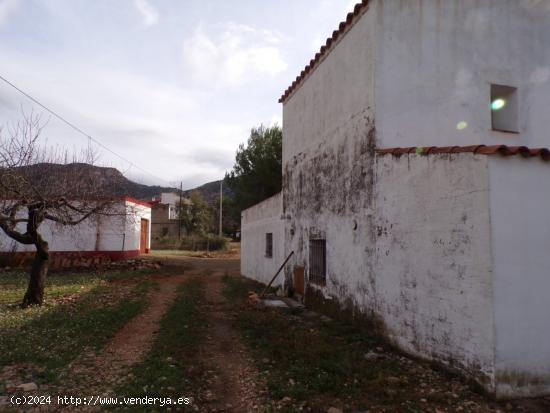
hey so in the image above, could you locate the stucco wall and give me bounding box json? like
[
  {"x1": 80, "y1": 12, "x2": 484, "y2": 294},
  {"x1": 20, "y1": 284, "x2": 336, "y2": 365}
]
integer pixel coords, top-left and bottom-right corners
[
  {"x1": 0, "y1": 200, "x2": 151, "y2": 253},
  {"x1": 282, "y1": 1, "x2": 377, "y2": 294},
  {"x1": 489, "y1": 156, "x2": 550, "y2": 398},
  {"x1": 282, "y1": 2, "x2": 376, "y2": 164},
  {"x1": 122, "y1": 202, "x2": 151, "y2": 252},
  {"x1": 375, "y1": 153, "x2": 495, "y2": 388},
  {"x1": 241, "y1": 192, "x2": 284, "y2": 286},
  {"x1": 276, "y1": 0, "x2": 550, "y2": 397},
  {"x1": 374, "y1": 0, "x2": 550, "y2": 148}
]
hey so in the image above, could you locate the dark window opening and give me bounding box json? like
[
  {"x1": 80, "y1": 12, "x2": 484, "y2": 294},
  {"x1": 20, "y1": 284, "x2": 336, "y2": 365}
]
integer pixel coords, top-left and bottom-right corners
[
  {"x1": 265, "y1": 233, "x2": 273, "y2": 258},
  {"x1": 309, "y1": 239, "x2": 326, "y2": 285},
  {"x1": 491, "y1": 84, "x2": 519, "y2": 133}
]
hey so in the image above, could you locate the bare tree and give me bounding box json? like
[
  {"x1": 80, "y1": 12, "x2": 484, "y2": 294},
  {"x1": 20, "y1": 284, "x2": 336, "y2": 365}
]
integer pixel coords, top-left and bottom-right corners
[{"x1": 0, "y1": 112, "x2": 120, "y2": 307}]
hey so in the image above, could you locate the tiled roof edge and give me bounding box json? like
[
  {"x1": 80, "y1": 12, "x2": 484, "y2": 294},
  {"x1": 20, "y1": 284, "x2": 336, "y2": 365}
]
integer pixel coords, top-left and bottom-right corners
[
  {"x1": 376, "y1": 145, "x2": 550, "y2": 161},
  {"x1": 278, "y1": 0, "x2": 371, "y2": 104}
]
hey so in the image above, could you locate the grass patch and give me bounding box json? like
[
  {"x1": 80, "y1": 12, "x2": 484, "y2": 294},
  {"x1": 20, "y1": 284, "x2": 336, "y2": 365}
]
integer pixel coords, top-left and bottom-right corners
[
  {"x1": 0, "y1": 269, "x2": 155, "y2": 309},
  {"x1": 222, "y1": 276, "x2": 433, "y2": 412},
  {"x1": 0, "y1": 269, "x2": 154, "y2": 385},
  {"x1": 150, "y1": 250, "x2": 209, "y2": 258},
  {"x1": 113, "y1": 279, "x2": 206, "y2": 411}
]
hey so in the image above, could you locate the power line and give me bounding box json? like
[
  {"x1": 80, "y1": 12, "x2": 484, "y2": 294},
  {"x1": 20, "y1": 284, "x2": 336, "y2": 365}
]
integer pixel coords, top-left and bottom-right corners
[{"x1": 0, "y1": 73, "x2": 172, "y2": 186}]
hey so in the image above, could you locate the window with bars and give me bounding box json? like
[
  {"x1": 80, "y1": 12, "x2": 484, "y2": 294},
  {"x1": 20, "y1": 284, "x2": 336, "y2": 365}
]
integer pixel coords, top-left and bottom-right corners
[
  {"x1": 265, "y1": 233, "x2": 273, "y2": 258},
  {"x1": 309, "y1": 239, "x2": 326, "y2": 285}
]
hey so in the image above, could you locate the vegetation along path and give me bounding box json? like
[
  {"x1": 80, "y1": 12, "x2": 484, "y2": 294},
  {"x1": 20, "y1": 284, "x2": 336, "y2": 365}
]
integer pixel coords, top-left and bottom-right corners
[
  {"x1": 3, "y1": 251, "x2": 550, "y2": 412},
  {"x1": 57, "y1": 271, "x2": 189, "y2": 404}
]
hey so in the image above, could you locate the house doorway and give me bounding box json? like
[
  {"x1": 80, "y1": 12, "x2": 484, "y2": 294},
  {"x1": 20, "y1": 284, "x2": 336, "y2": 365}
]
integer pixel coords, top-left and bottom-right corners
[{"x1": 140, "y1": 218, "x2": 149, "y2": 254}]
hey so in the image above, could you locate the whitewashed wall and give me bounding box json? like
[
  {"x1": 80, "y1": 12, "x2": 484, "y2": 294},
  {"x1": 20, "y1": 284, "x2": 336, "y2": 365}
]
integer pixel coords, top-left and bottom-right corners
[
  {"x1": 0, "y1": 199, "x2": 151, "y2": 253},
  {"x1": 241, "y1": 193, "x2": 284, "y2": 286},
  {"x1": 489, "y1": 156, "x2": 550, "y2": 398},
  {"x1": 374, "y1": 0, "x2": 550, "y2": 149},
  {"x1": 122, "y1": 201, "x2": 151, "y2": 252},
  {"x1": 276, "y1": 0, "x2": 550, "y2": 398},
  {"x1": 282, "y1": 1, "x2": 377, "y2": 295},
  {"x1": 375, "y1": 153, "x2": 495, "y2": 389}
]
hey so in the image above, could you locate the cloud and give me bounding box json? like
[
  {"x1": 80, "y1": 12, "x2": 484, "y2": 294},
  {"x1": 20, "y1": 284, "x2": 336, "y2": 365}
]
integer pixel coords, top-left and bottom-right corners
[
  {"x1": 182, "y1": 23, "x2": 288, "y2": 87},
  {"x1": 134, "y1": 0, "x2": 158, "y2": 27},
  {"x1": 270, "y1": 114, "x2": 282, "y2": 127},
  {"x1": 0, "y1": 0, "x2": 20, "y2": 27},
  {"x1": 344, "y1": 0, "x2": 358, "y2": 14},
  {"x1": 187, "y1": 147, "x2": 235, "y2": 170}
]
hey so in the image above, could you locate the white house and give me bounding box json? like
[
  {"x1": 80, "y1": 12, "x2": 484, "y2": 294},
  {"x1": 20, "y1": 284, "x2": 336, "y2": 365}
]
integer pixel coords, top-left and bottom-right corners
[
  {"x1": 241, "y1": 192, "x2": 284, "y2": 287},
  {"x1": 0, "y1": 197, "x2": 151, "y2": 266},
  {"x1": 241, "y1": 0, "x2": 550, "y2": 399}
]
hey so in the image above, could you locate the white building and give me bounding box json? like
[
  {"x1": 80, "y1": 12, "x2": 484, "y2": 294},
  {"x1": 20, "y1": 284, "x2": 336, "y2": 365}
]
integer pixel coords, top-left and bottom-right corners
[
  {"x1": 0, "y1": 197, "x2": 151, "y2": 265},
  {"x1": 241, "y1": 0, "x2": 550, "y2": 399},
  {"x1": 241, "y1": 193, "x2": 284, "y2": 287}
]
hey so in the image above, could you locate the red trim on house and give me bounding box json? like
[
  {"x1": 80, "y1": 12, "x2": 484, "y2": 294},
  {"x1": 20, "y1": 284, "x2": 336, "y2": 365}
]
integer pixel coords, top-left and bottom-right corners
[
  {"x1": 0, "y1": 250, "x2": 145, "y2": 269},
  {"x1": 3, "y1": 250, "x2": 141, "y2": 259},
  {"x1": 376, "y1": 145, "x2": 550, "y2": 161},
  {"x1": 124, "y1": 197, "x2": 152, "y2": 208},
  {"x1": 279, "y1": 0, "x2": 370, "y2": 103}
]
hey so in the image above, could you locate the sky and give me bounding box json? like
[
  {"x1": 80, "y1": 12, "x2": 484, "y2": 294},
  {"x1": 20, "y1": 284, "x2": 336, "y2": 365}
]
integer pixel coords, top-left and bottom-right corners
[{"x1": 0, "y1": 0, "x2": 356, "y2": 189}]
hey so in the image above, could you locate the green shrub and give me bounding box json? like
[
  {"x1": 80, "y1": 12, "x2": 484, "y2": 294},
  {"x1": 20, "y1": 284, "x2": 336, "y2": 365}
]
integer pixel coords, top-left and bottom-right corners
[
  {"x1": 179, "y1": 234, "x2": 227, "y2": 251},
  {"x1": 151, "y1": 237, "x2": 180, "y2": 250},
  {"x1": 153, "y1": 234, "x2": 228, "y2": 252}
]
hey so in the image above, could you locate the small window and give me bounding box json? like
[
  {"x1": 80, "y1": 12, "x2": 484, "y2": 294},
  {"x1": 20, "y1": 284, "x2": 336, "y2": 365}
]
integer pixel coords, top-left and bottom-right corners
[
  {"x1": 491, "y1": 84, "x2": 519, "y2": 133},
  {"x1": 265, "y1": 233, "x2": 273, "y2": 258},
  {"x1": 309, "y1": 239, "x2": 326, "y2": 285}
]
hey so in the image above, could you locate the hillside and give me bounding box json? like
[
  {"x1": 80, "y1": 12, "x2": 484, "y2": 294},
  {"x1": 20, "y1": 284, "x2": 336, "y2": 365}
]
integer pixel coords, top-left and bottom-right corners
[
  {"x1": 182, "y1": 180, "x2": 234, "y2": 204},
  {"x1": 14, "y1": 163, "x2": 231, "y2": 203}
]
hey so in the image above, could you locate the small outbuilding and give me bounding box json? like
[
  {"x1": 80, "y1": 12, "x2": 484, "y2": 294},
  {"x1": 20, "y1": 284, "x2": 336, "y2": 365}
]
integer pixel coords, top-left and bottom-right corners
[{"x1": 0, "y1": 197, "x2": 151, "y2": 267}]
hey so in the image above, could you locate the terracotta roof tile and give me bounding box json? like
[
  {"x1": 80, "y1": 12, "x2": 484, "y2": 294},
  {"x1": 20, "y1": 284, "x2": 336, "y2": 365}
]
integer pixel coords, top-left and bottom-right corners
[
  {"x1": 279, "y1": 0, "x2": 370, "y2": 104},
  {"x1": 376, "y1": 145, "x2": 550, "y2": 161}
]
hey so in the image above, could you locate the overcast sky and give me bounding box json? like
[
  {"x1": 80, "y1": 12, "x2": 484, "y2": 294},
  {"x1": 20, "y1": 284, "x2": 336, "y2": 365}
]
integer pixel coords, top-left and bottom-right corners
[{"x1": 0, "y1": 0, "x2": 355, "y2": 189}]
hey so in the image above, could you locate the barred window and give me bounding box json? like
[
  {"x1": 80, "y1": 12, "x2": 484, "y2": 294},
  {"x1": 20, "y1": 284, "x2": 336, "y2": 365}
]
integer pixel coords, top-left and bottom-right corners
[
  {"x1": 309, "y1": 239, "x2": 326, "y2": 285},
  {"x1": 265, "y1": 233, "x2": 273, "y2": 258}
]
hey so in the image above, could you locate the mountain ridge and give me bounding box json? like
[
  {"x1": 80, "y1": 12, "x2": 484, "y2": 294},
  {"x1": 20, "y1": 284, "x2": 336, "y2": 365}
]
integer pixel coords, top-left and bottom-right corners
[{"x1": 16, "y1": 163, "x2": 231, "y2": 203}]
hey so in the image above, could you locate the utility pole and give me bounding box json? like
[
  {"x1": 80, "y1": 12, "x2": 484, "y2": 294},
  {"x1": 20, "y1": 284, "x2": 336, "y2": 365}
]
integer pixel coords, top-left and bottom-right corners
[
  {"x1": 178, "y1": 181, "x2": 182, "y2": 240},
  {"x1": 219, "y1": 179, "x2": 223, "y2": 237}
]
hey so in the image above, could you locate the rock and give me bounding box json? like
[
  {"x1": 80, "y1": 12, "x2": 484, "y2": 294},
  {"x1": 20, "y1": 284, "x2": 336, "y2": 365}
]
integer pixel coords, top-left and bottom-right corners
[
  {"x1": 17, "y1": 382, "x2": 38, "y2": 392},
  {"x1": 386, "y1": 376, "x2": 400, "y2": 384},
  {"x1": 0, "y1": 396, "x2": 8, "y2": 406},
  {"x1": 326, "y1": 408, "x2": 343, "y2": 413},
  {"x1": 363, "y1": 351, "x2": 379, "y2": 361},
  {"x1": 280, "y1": 396, "x2": 291, "y2": 404}
]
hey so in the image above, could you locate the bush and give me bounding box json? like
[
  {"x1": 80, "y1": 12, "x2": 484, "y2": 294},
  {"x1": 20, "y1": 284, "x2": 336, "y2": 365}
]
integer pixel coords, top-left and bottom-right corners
[
  {"x1": 152, "y1": 234, "x2": 228, "y2": 252},
  {"x1": 151, "y1": 237, "x2": 180, "y2": 250},
  {"x1": 179, "y1": 234, "x2": 227, "y2": 251}
]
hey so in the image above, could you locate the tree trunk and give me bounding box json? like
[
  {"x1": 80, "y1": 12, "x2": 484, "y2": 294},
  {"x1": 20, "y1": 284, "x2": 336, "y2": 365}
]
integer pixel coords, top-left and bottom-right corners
[{"x1": 22, "y1": 241, "x2": 49, "y2": 307}]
